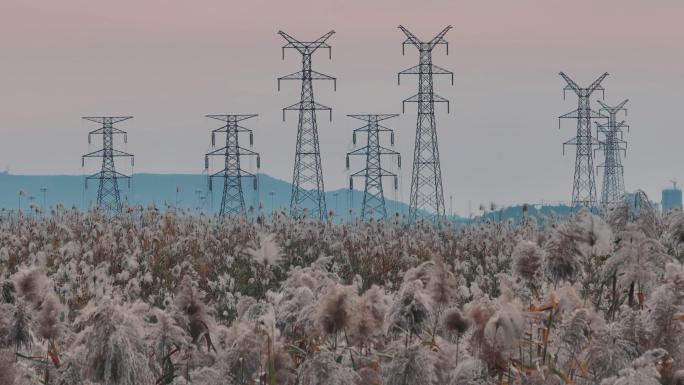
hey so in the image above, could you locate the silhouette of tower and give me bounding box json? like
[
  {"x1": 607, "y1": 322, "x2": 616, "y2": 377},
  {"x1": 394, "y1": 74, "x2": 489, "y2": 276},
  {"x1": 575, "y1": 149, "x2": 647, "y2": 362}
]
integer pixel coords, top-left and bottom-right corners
[
  {"x1": 277, "y1": 30, "x2": 336, "y2": 220},
  {"x1": 398, "y1": 25, "x2": 454, "y2": 223},
  {"x1": 204, "y1": 114, "x2": 260, "y2": 218},
  {"x1": 346, "y1": 114, "x2": 401, "y2": 221},
  {"x1": 558, "y1": 72, "x2": 608, "y2": 209},
  {"x1": 81, "y1": 116, "x2": 134, "y2": 213},
  {"x1": 597, "y1": 99, "x2": 629, "y2": 205}
]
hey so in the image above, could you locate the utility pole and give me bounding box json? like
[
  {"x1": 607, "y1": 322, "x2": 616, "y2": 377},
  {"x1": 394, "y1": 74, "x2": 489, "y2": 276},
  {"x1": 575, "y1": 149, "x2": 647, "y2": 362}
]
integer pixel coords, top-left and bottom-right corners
[
  {"x1": 596, "y1": 99, "x2": 629, "y2": 205},
  {"x1": 558, "y1": 73, "x2": 608, "y2": 210},
  {"x1": 204, "y1": 114, "x2": 260, "y2": 218},
  {"x1": 398, "y1": 25, "x2": 454, "y2": 224},
  {"x1": 346, "y1": 114, "x2": 401, "y2": 221},
  {"x1": 278, "y1": 30, "x2": 336, "y2": 220},
  {"x1": 81, "y1": 116, "x2": 134, "y2": 214}
]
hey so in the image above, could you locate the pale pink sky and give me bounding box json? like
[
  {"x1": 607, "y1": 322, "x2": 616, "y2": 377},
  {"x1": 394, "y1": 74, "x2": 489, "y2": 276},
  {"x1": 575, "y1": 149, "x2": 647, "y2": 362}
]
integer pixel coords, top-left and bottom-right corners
[{"x1": 1, "y1": 0, "x2": 683, "y2": 213}]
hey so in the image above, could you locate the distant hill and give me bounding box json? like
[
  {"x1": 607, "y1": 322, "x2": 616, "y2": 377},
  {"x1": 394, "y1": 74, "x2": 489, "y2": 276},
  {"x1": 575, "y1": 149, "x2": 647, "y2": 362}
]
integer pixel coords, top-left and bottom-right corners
[
  {"x1": 0, "y1": 172, "x2": 415, "y2": 222},
  {"x1": 0, "y1": 172, "x2": 579, "y2": 225}
]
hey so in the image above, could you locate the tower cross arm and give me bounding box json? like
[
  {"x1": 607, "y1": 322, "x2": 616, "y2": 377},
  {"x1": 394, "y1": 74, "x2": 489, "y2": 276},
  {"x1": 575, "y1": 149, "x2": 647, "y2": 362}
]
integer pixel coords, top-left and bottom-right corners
[
  {"x1": 559, "y1": 109, "x2": 607, "y2": 121},
  {"x1": 282, "y1": 101, "x2": 332, "y2": 121},
  {"x1": 352, "y1": 124, "x2": 395, "y2": 133},
  {"x1": 87, "y1": 127, "x2": 128, "y2": 136},
  {"x1": 212, "y1": 124, "x2": 253, "y2": 134},
  {"x1": 587, "y1": 72, "x2": 609, "y2": 94},
  {"x1": 379, "y1": 146, "x2": 400, "y2": 155},
  {"x1": 379, "y1": 168, "x2": 398, "y2": 177},
  {"x1": 209, "y1": 168, "x2": 257, "y2": 178},
  {"x1": 559, "y1": 72, "x2": 581, "y2": 96},
  {"x1": 278, "y1": 30, "x2": 334, "y2": 55},
  {"x1": 278, "y1": 70, "x2": 336, "y2": 90},
  {"x1": 428, "y1": 25, "x2": 453, "y2": 50},
  {"x1": 347, "y1": 146, "x2": 370, "y2": 156},
  {"x1": 308, "y1": 30, "x2": 335, "y2": 52},
  {"x1": 206, "y1": 114, "x2": 257, "y2": 122},
  {"x1": 597, "y1": 99, "x2": 628, "y2": 113},
  {"x1": 206, "y1": 146, "x2": 258, "y2": 157},
  {"x1": 348, "y1": 114, "x2": 399, "y2": 122},
  {"x1": 402, "y1": 93, "x2": 450, "y2": 112},
  {"x1": 85, "y1": 170, "x2": 131, "y2": 180},
  {"x1": 82, "y1": 149, "x2": 133, "y2": 158},
  {"x1": 82, "y1": 116, "x2": 133, "y2": 124},
  {"x1": 398, "y1": 25, "x2": 422, "y2": 50},
  {"x1": 278, "y1": 31, "x2": 308, "y2": 53},
  {"x1": 398, "y1": 64, "x2": 453, "y2": 84}
]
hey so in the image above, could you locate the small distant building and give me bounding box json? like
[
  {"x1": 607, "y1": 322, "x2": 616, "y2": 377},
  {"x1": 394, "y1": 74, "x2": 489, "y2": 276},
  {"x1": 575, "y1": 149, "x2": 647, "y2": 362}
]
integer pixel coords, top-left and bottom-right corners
[{"x1": 662, "y1": 181, "x2": 682, "y2": 213}]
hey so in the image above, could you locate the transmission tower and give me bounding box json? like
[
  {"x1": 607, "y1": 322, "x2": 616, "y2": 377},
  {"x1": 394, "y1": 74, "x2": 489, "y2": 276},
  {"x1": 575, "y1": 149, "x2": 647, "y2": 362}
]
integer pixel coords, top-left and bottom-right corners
[
  {"x1": 204, "y1": 114, "x2": 261, "y2": 218},
  {"x1": 558, "y1": 72, "x2": 608, "y2": 209},
  {"x1": 346, "y1": 114, "x2": 401, "y2": 221},
  {"x1": 81, "y1": 116, "x2": 134, "y2": 214},
  {"x1": 277, "y1": 30, "x2": 336, "y2": 220},
  {"x1": 398, "y1": 25, "x2": 454, "y2": 224},
  {"x1": 596, "y1": 99, "x2": 629, "y2": 205}
]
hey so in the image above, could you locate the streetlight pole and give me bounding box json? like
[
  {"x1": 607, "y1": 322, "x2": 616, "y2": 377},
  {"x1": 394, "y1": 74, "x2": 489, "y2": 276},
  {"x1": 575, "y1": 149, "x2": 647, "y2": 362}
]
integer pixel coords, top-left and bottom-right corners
[
  {"x1": 333, "y1": 192, "x2": 339, "y2": 218},
  {"x1": 269, "y1": 191, "x2": 275, "y2": 213},
  {"x1": 40, "y1": 187, "x2": 48, "y2": 211},
  {"x1": 18, "y1": 190, "x2": 25, "y2": 213}
]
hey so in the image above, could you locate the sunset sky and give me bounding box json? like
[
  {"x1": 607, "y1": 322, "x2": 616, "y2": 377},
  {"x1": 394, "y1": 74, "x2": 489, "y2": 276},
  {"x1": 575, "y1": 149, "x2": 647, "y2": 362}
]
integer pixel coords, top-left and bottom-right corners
[{"x1": 1, "y1": 0, "x2": 683, "y2": 214}]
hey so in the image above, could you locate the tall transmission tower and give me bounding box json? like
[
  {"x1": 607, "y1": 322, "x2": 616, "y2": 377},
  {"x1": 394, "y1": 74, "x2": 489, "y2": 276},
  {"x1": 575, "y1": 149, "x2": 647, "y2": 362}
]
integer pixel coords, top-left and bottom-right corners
[
  {"x1": 398, "y1": 25, "x2": 454, "y2": 224},
  {"x1": 596, "y1": 99, "x2": 629, "y2": 205},
  {"x1": 204, "y1": 114, "x2": 261, "y2": 218},
  {"x1": 558, "y1": 72, "x2": 608, "y2": 209},
  {"x1": 81, "y1": 116, "x2": 134, "y2": 214},
  {"x1": 277, "y1": 30, "x2": 336, "y2": 220},
  {"x1": 346, "y1": 114, "x2": 401, "y2": 221}
]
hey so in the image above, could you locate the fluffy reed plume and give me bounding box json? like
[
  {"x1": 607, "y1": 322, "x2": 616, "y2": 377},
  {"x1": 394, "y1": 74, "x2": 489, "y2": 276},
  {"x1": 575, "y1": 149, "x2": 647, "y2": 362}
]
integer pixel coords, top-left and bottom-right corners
[
  {"x1": 0, "y1": 349, "x2": 16, "y2": 385},
  {"x1": 600, "y1": 349, "x2": 671, "y2": 385},
  {"x1": 512, "y1": 240, "x2": 544, "y2": 282},
  {"x1": 84, "y1": 302, "x2": 155, "y2": 385},
  {"x1": 14, "y1": 268, "x2": 48, "y2": 306},
  {"x1": 297, "y1": 352, "x2": 360, "y2": 385},
  {"x1": 386, "y1": 280, "x2": 433, "y2": 341},
  {"x1": 348, "y1": 285, "x2": 388, "y2": 348},
  {"x1": 484, "y1": 305, "x2": 524, "y2": 351},
  {"x1": 448, "y1": 358, "x2": 488, "y2": 385},
  {"x1": 426, "y1": 259, "x2": 458, "y2": 310},
  {"x1": 175, "y1": 275, "x2": 215, "y2": 352},
  {"x1": 382, "y1": 346, "x2": 437, "y2": 385},
  {"x1": 37, "y1": 293, "x2": 61, "y2": 341},
  {"x1": 316, "y1": 284, "x2": 356, "y2": 348},
  {"x1": 442, "y1": 308, "x2": 470, "y2": 337}
]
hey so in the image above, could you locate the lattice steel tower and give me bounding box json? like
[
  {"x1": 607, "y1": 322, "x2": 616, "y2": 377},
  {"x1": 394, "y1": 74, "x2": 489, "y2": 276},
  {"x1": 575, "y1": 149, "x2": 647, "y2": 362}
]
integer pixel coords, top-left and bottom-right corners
[
  {"x1": 277, "y1": 30, "x2": 336, "y2": 220},
  {"x1": 398, "y1": 25, "x2": 454, "y2": 223},
  {"x1": 81, "y1": 116, "x2": 134, "y2": 214},
  {"x1": 558, "y1": 72, "x2": 608, "y2": 209},
  {"x1": 597, "y1": 99, "x2": 629, "y2": 205},
  {"x1": 346, "y1": 114, "x2": 401, "y2": 221},
  {"x1": 204, "y1": 114, "x2": 261, "y2": 218}
]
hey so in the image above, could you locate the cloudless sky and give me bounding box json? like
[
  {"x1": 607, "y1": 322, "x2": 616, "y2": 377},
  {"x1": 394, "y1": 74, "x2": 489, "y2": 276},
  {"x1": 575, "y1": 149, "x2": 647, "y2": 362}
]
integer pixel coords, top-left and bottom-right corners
[{"x1": 1, "y1": 0, "x2": 683, "y2": 215}]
